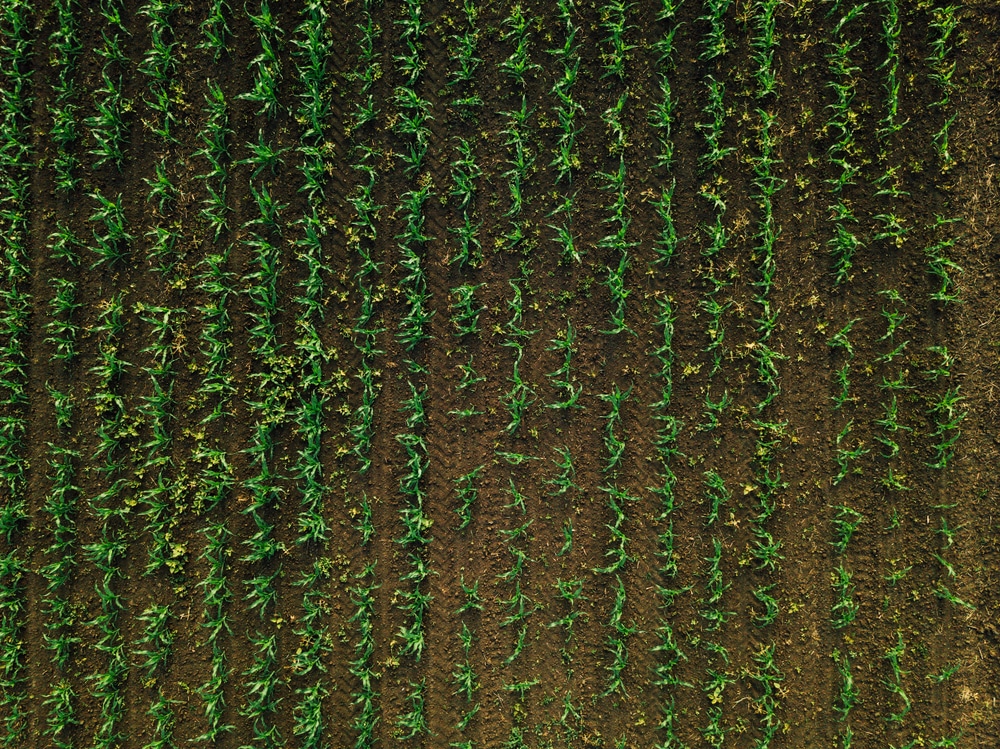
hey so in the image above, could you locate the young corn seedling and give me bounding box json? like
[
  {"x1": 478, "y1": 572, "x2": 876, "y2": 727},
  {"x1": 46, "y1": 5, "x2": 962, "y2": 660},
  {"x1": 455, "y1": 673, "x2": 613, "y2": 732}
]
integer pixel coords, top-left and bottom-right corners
[
  {"x1": 933, "y1": 584, "x2": 974, "y2": 611},
  {"x1": 599, "y1": 0, "x2": 635, "y2": 80},
  {"x1": 831, "y1": 505, "x2": 863, "y2": 554},
  {"x1": 927, "y1": 5, "x2": 960, "y2": 97},
  {"x1": 455, "y1": 354, "x2": 485, "y2": 392},
  {"x1": 546, "y1": 446, "x2": 580, "y2": 496},
  {"x1": 834, "y1": 653, "x2": 857, "y2": 721},
  {"x1": 451, "y1": 284, "x2": 484, "y2": 337},
  {"x1": 699, "y1": 0, "x2": 734, "y2": 59},
  {"x1": 927, "y1": 387, "x2": 966, "y2": 470},
  {"x1": 49, "y1": 0, "x2": 82, "y2": 192},
  {"x1": 87, "y1": 58, "x2": 129, "y2": 170},
  {"x1": 500, "y1": 4, "x2": 540, "y2": 85},
  {"x1": 603, "y1": 576, "x2": 637, "y2": 697},
  {"x1": 448, "y1": 138, "x2": 482, "y2": 267},
  {"x1": 198, "y1": 0, "x2": 231, "y2": 59},
  {"x1": 697, "y1": 76, "x2": 735, "y2": 170},
  {"x1": 833, "y1": 421, "x2": 870, "y2": 485},
  {"x1": 548, "y1": 578, "x2": 587, "y2": 642},
  {"x1": 135, "y1": 604, "x2": 174, "y2": 677},
  {"x1": 42, "y1": 680, "x2": 78, "y2": 746},
  {"x1": 89, "y1": 191, "x2": 132, "y2": 266},
  {"x1": 194, "y1": 81, "x2": 232, "y2": 240},
  {"x1": 599, "y1": 383, "x2": 631, "y2": 473},
  {"x1": 700, "y1": 388, "x2": 732, "y2": 431},
  {"x1": 831, "y1": 565, "x2": 859, "y2": 629},
  {"x1": 546, "y1": 320, "x2": 582, "y2": 409},
  {"x1": 454, "y1": 464, "x2": 486, "y2": 530},
  {"x1": 703, "y1": 471, "x2": 730, "y2": 526},
  {"x1": 448, "y1": 0, "x2": 482, "y2": 97},
  {"x1": 927, "y1": 661, "x2": 961, "y2": 684},
  {"x1": 882, "y1": 630, "x2": 910, "y2": 724},
  {"x1": 239, "y1": 0, "x2": 283, "y2": 119},
  {"x1": 45, "y1": 279, "x2": 82, "y2": 362},
  {"x1": 592, "y1": 486, "x2": 635, "y2": 574}
]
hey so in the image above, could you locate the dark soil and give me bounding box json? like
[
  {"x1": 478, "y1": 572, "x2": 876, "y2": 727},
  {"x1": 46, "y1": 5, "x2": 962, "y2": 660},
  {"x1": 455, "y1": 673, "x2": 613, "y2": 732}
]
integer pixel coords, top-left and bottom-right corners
[{"x1": 2, "y1": 0, "x2": 999, "y2": 747}]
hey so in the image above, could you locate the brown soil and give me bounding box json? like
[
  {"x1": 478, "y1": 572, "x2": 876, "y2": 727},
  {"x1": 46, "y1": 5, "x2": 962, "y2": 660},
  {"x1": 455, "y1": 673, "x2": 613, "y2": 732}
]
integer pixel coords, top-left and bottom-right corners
[{"x1": 2, "y1": 0, "x2": 1000, "y2": 748}]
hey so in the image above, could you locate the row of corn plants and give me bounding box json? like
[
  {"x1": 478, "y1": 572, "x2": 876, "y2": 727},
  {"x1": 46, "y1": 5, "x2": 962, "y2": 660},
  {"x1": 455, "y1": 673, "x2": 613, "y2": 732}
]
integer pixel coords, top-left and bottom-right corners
[
  {"x1": 496, "y1": 16, "x2": 544, "y2": 737},
  {"x1": 48, "y1": 0, "x2": 81, "y2": 192},
  {"x1": 40, "y1": 221, "x2": 82, "y2": 745},
  {"x1": 0, "y1": 10, "x2": 33, "y2": 726},
  {"x1": 392, "y1": 0, "x2": 436, "y2": 741},
  {"x1": 923, "y1": 8, "x2": 965, "y2": 641},
  {"x1": 289, "y1": 3, "x2": 337, "y2": 745},
  {"x1": 139, "y1": 0, "x2": 182, "y2": 278},
  {"x1": 648, "y1": 5, "x2": 687, "y2": 745},
  {"x1": 826, "y1": 3, "x2": 866, "y2": 285},
  {"x1": 190, "y1": 10, "x2": 238, "y2": 732},
  {"x1": 346, "y1": 0, "x2": 384, "y2": 474},
  {"x1": 494, "y1": 268, "x2": 540, "y2": 692},
  {"x1": 84, "y1": 292, "x2": 132, "y2": 749},
  {"x1": 598, "y1": 0, "x2": 634, "y2": 334},
  {"x1": 747, "y1": 2, "x2": 787, "y2": 745},
  {"x1": 444, "y1": 11, "x2": 487, "y2": 740},
  {"x1": 88, "y1": 0, "x2": 130, "y2": 170},
  {"x1": 548, "y1": 0, "x2": 584, "y2": 264},
  {"x1": 499, "y1": 4, "x2": 538, "y2": 254},
  {"x1": 345, "y1": 3, "x2": 383, "y2": 744},
  {"x1": 597, "y1": 4, "x2": 640, "y2": 696},
  {"x1": 695, "y1": 4, "x2": 737, "y2": 745},
  {"x1": 237, "y1": 6, "x2": 290, "y2": 747}
]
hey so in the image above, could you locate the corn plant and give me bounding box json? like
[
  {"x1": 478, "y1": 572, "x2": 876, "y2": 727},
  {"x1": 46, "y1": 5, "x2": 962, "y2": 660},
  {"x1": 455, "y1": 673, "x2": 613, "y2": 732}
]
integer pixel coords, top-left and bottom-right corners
[
  {"x1": 452, "y1": 621, "x2": 479, "y2": 701},
  {"x1": 749, "y1": 642, "x2": 783, "y2": 747},
  {"x1": 600, "y1": 0, "x2": 635, "y2": 79},
  {"x1": 451, "y1": 283, "x2": 484, "y2": 337},
  {"x1": 833, "y1": 421, "x2": 870, "y2": 485},
  {"x1": 500, "y1": 4, "x2": 540, "y2": 85},
  {"x1": 593, "y1": 485, "x2": 637, "y2": 574},
  {"x1": 86, "y1": 1, "x2": 130, "y2": 170},
  {"x1": 42, "y1": 679, "x2": 77, "y2": 748},
  {"x1": 603, "y1": 575, "x2": 637, "y2": 696},
  {"x1": 199, "y1": 0, "x2": 230, "y2": 59},
  {"x1": 130, "y1": 605, "x2": 173, "y2": 685},
  {"x1": 240, "y1": 0, "x2": 283, "y2": 119},
  {"x1": 924, "y1": 231, "x2": 963, "y2": 306},
  {"x1": 826, "y1": 4, "x2": 866, "y2": 283},
  {"x1": 927, "y1": 4, "x2": 960, "y2": 174},
  {"x1": 139, "y1": 0, "x2": 180, "y2": 146},
  {"x1": 347, "y1": 561, "x2": 379, "y2": 748},
  {"x1": 454, "y1": 464, "x2": 484, "y2": 530},
  {"x1": 546, "y1": 320, "x2": 581, "y2": 409},
  {"x1": 830, "y1": 505, "x2": 864, "y2": 554},
  {"x1": 927, "y1": 661, "x2": 961, "y2": 684},
  {"x1": 48, "y1": 0, "x2": 81, "y2": 191},
  {"x1": 701, "y1": 669, "x2": 733, "y2": 748},
  {"x1": 549, "y1": 0, "x2": 583, "y2": 184},
  {"x1": 449, "y1": 0, "x2": 481, "y2": 100},
  {"x1": 834, "y1": 653, "x2": 856, "y2": 720},
  {"x1": 599, "y1": 383, "x2": 632, "y2": 473},
  {"x1": 194, "y1": 81, "x2": 232, "y2": 241},
  {"x1": 877, "y1": 0, "x2": 904, "y2": 138},
  {"x1": 89, "y1": 191, "x2": 132, "y2": 267},
  {"x1": 881, "y1": 630, "x2": 910, "y2": 724},
  {"x1": 926, "y1": 387, "x2": 966, "y2": 470},
  {"x1": 700, "y1": 0, "x2": 733, "y2": 60},
  {"x1": 240, "y1": 630, "x2": 281, "y2": 747},
  {"x1": 831, "y1": 565, "x2": 859, "y2": 629},
  {"x1": 449, "y1": 137, "x2": 482, "y2": 267}
]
